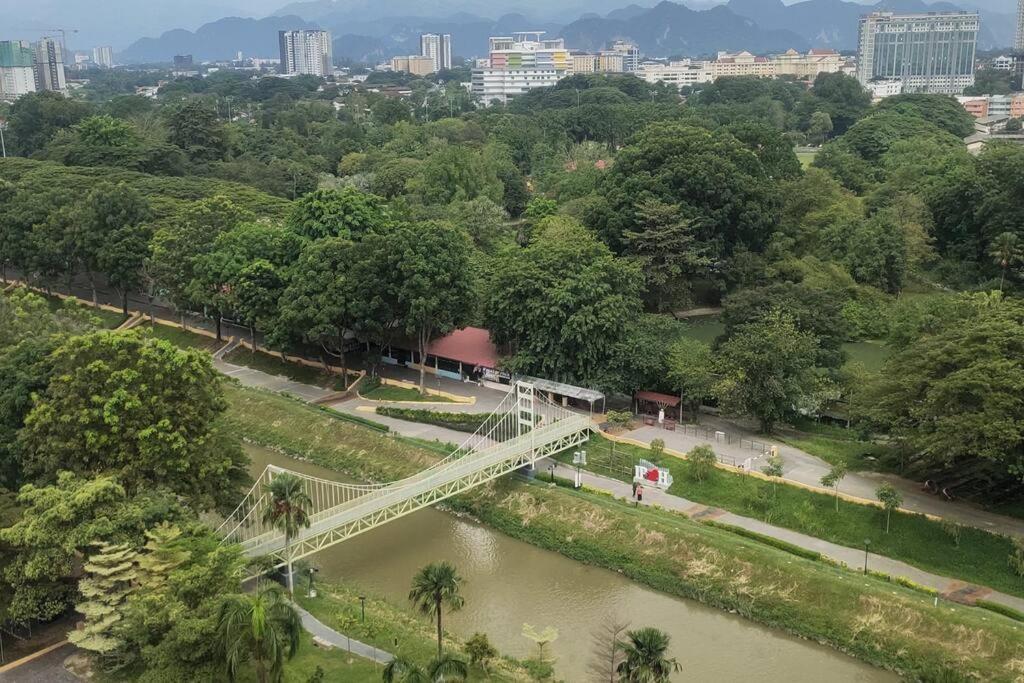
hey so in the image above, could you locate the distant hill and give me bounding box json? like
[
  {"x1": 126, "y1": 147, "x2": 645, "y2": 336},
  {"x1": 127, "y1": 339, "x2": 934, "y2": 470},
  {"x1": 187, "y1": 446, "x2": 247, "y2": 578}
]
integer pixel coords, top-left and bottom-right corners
[
  {"x1": 725, "y1": 0, "x2": 1008, "y2": 50},
  {"x1": 118, "y1": 15, "x2": 317, "y2": 63},
  {"x1": 559, "y1": 1, "x2": 809, "y2": 56}
]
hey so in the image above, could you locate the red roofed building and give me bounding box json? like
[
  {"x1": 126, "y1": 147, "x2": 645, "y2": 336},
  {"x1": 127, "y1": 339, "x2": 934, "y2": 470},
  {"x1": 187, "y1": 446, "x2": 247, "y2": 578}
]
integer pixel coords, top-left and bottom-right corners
[{"x1": 382, "y1": 326, "x2": 503, "y2": 381}]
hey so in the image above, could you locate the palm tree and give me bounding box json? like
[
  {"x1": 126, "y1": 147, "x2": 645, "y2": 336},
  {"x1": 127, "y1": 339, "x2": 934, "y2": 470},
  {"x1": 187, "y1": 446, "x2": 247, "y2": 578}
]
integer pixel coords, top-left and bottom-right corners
[
  {"x1": 408, "y1": 561, "x2": 465, "y2": 658},
  {"x1": 261, "y1": 473, "x2": 312, "y2": 594},
  {"x1": 382, "y1": 653, "x2": 469, "y2": 682},
  {"x1": 990, "y1": 231, "x2": 1022, "y2": 291},
  {"x1": 218, "y1": 585, "x2": 303, "y2": 683},
  {"x1": 616, "y1": 627, "x2": 681, "y2": 683}
]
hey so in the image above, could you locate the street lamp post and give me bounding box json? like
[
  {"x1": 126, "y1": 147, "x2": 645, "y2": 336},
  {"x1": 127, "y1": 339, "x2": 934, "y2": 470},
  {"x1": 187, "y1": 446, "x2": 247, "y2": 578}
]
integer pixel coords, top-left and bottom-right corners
[
  {"x1": 863, "y1": 539, "x2": 871, "y2": 573},
  {"x1": 359, "y1": 595, "x2": 366, "y2": 622}
]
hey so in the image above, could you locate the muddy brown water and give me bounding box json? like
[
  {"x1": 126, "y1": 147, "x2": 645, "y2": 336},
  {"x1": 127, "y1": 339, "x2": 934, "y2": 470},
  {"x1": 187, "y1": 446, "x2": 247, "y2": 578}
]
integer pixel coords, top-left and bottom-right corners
[{"x1": 247, "y1": 445, "x2": 895, "y2": 682}]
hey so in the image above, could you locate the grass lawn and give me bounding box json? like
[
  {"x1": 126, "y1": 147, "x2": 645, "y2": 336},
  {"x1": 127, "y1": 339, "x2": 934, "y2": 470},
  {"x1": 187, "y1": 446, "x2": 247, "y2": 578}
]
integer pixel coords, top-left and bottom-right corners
[
  {"x1": 778, "y1": 418, "x2": 901, "y2": 471},
  {"x1": 224, "y1": 348, "x2": 354, "y2": 390},
  {"x1": 841, "y1": 339, "x2": 892, "y2": 372},
  {"x1": 298, "y1": 582, "x2": 531, "y2": 682},
  {"x1": 247, "y1": 632, "x2": 382, "y2": 683},
  {"x1": 796, "y1": 150, "x2": 818, "y2": 169},
  {"x1": 142, "y1": 322, "x2": 221, "y2": 351},
  {"x1": 677, "y1": 315, "x2": 725, "y2": 345},
  {"x1": 555, "y1": 434, "x2": 1024, "y2": 599},
  {"x1": 362, "y1": 384, "x2": 453, "y2": 402}
]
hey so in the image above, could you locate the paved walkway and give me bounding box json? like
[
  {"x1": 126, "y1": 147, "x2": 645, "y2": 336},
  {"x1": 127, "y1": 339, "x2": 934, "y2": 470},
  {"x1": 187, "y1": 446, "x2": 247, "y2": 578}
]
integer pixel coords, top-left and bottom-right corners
[
  {"x1": 0, "y1": 642, "x2": 77, "y2": 683},
  {"x1": 540, "y1": 459, "x2": 1024, "y2": 614},
  {"x1": 294, "y1": 603, "x2": 393, "y2": 664},
  {"x1": 623, "y1": 416, "x2": 1024, "y2": 537}
]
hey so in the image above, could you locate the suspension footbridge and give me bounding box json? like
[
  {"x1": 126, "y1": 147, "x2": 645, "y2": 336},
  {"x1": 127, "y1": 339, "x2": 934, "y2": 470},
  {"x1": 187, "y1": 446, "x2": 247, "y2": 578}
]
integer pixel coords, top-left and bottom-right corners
[{"x1": 217, "y1": 382, "x2": 591, "y2": 569}]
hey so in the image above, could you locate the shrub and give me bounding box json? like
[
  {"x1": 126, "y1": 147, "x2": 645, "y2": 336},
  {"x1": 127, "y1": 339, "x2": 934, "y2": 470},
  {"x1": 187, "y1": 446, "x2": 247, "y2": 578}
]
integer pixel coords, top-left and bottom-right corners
[
  {"x1": 650, "y1": 438, "x2": 665, "y2": 458},
  {"x1": 375, "y1": 407, "x2": 489, "y2": 433},
  {"x1": 976, "y1": 599, "x2": 1024, "y2": 623},
  {"x1": 605, "y1": 410, "x2": 633, "y2": 431},
  {"x1": 465, "y1": 632, "x2": 498, "y2": 669},
  {"x1": 704, "y1": 521, "x2": 822, "y2": 561},
  {"x1": 687, "y1": 444, "x2": 717, "y2": 482}
]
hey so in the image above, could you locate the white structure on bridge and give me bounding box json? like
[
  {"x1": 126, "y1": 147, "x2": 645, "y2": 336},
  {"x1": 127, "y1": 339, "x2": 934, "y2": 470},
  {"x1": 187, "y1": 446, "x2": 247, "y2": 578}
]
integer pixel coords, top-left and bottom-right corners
[{"x1": 217, "y1": 381, "x2": 591, "y2": 570}]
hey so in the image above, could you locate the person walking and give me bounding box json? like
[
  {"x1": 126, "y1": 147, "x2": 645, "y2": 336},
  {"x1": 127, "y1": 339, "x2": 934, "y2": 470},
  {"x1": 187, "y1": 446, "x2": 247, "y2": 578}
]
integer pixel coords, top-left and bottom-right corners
[
  {"x1": 636, "y1": 485, "x2": 644, "y2": 505},
  {"x1": 631, "y1": 479, "x2": 639, "y2": 498}
]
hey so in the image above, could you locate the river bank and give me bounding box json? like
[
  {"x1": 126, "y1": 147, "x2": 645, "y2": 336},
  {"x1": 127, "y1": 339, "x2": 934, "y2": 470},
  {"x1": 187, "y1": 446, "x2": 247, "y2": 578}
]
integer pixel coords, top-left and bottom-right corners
[{"x1": 227, "y1": 384, "x2": 1023, "y2": 681}]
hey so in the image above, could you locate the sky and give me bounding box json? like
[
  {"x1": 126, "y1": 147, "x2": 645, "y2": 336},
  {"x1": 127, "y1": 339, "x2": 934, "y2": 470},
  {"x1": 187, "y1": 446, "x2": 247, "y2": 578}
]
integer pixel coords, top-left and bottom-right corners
[{"x1": 0, "y1": 0, "x2": 1017, "y2": 51}]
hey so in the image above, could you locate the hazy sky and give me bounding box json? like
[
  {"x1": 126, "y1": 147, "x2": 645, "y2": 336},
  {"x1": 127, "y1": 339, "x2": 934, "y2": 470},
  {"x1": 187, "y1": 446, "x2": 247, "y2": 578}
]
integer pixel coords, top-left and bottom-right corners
[{"x1": 0, "y1": 0, "x2": 1017, "y2": 50}]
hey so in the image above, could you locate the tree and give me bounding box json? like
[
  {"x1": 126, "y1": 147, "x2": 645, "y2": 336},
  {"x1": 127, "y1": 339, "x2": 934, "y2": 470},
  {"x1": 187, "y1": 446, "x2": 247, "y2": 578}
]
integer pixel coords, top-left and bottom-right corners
[
  {"x1": 484, "y1": 217, "x2": 643, "y2": 388},
  {"x1": 810, "y1": 72, "x2": 870, "y2": 135},
  {"x1": 382, "y1": 653, "x2": 469, "y2": 683},
  {"x1": 234, "y1": 260, "x2": 285, "y2": 351},
  {"x1": 623, "y1": 199, "x2": 709, "y2": 312},
  {"x1": 874, "y1": 94, "x2": 976, "y2": 139},
  {"x1": 761, "y1": 452, "x2": 784, "y2": 497},
  {"x1": 820, "y1": 461, "x2": 848, "y2": 512},
  {"x1": 68, "y1": 542, "x2": 139, "y2": 661},
  {"x1": 464, "y1": 633, "x2": 497, "y2": 672},
  {"x1": 18, "y1": 330, "x2": 246, "y2": 510},
  {"x1": 588, "y1": 619, "x2": 629, "y2": 683},
  {"x1": 875, "y1": 482, "x2": 903, "y2": 533},
  {"x1": 78, "y1": 182, "x2": 152, "y2": 308},
  {"x1": 808, "y1": 111, "x2": 833, "y2": 145},
  {"x1": 665, "y1": 338, "x2": 715, "y2": 424},
  {"x1": 285, "y1": 187, "x2": 390, "y2": 240},
  {"x1": 989, "y1": 232, "x2": 1022, "y2": 291},
  {"x1": 446, "y1": 197, "x2": 511, "y2": 253},
  {"x1": 168, "y1": 100, "x2": 225, "y2": 163},
  {"x1": 687, "y1": 445, "x2": 718, "y2": 483},
  {"x1": 408, "y1": 562, "x2": 465, "y2": 658},
  {"x1": 6, "y1": 90, "x2": 91, "y2": 155},
  {"x1": 521, "y1": 623, "x2": 559, "y2": 664},
  {"x1": 218, "y1": 585, "x2": 302, "y2": 683},
  {"x1": 714, "y1": 311, "x2": 820, "y2": 433},
  {"x1": 388, "y1": 222, "x2": 475, "y2": 392},
  {"x1": 615, "y1": 627, "x2": 680, "y2": 683},
  {"x1": 100, "y1": 222, "x2": 152, "y2": 316},
  {"x1": 261, "y1": 473, "x2": 312, "y2": 595}
]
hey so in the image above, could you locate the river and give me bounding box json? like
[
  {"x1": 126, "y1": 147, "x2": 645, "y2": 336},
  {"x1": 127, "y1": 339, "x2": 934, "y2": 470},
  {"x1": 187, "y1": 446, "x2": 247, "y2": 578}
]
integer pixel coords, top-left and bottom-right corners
[{"x1": 247, "y1": 445, "x2": 894, "y2": 682}]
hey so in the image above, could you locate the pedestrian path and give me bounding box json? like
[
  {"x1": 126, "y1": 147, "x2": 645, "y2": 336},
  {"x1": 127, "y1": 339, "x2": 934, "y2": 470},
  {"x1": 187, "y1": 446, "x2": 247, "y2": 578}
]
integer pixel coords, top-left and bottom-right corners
[
  {"x1": 293, "y1": 602, "x2": 393, "y2": 664},
  {"x1": 540, "y1": 458, "x2": 1024, "y2": 614}
]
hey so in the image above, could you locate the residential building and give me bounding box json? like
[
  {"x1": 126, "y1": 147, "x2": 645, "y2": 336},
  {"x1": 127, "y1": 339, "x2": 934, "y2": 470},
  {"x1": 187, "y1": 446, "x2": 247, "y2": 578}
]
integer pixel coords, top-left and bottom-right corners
[
  {"x1": 857, "y1": 11, "x2": 978, "y2": 95},
  {"x1": 708, "y1": 51, "x2": 776, "y2": 78},
  {"x1": 571, "y1": 51, "x2": 626, "y2": 74},
  {"x1": 610, "y1": 40, "x2": 640, "y2": 72},
  {"x1": 93, "y1": 45, "x2": 114, "y2": 68},
  {"x1": 0, "y1": 40, "x2": 38, "y2": 99},
  {"x1": 173, "y1": 54, "x2": 193, "y2": 69},
  {"x1": 420, "y1": 33, "x2": 452, "y2": 72},
  {"x1": 572, "y1": 53, "x2": 598, "y2": 74},
  {"x1": 866, "y1": 78, "x2": 904, "y2": 101},
  {"x1": 34, "y1": 37, "x2": 66, "y2": 92},
  {"x1": 391, "y1": 55, "x2": 434, "y2": 76},
  {"x1": 471, "y1": 32, "x2": 572, "y2": 105},
  {"x1": 991, "y1": 54, "x2": 1015, "y2": 71},
  {"x1": 773, "y1": 48, "x2": 842, "y2": 79},
  {"x1": 597, "y1": 51, "x2": 626, "y2": 73},
  {"x1": 957, "y1": 93, "x2": 1024, "y2": 119},
  {"x1": 278, "y1": 29, "x2": 333, "y2": 76},
  {"x1": 638, "y1": 60, "x2": 712, "y2": 88}
]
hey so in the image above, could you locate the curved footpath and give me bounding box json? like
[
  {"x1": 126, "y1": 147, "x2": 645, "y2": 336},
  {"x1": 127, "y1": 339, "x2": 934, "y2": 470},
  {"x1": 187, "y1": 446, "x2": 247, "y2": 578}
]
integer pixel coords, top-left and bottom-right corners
[{"x1": 215, "y1": 356, "x2": 1024, "y2": 614}]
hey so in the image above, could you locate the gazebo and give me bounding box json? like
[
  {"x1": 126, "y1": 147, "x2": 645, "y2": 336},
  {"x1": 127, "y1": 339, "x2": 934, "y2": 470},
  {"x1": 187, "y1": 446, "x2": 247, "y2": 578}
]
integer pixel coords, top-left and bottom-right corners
[{"x1": 634, "y1": 390, "x2": 681, "y2": 425}]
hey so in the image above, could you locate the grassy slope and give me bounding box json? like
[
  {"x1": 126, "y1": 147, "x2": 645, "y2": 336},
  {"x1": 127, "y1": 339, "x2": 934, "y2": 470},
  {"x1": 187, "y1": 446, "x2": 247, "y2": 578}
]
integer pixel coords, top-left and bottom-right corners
[
  {"x1": 223, "y1": 348, "x2": 352, "y2": 390},
  {"x1": 223, "y1": 384, "x2": 1024, "y2": 681},
  {"x1": 558, "y1": 435, "x2": 1023, "y2": 598},
  {"x1": 297, "y1": 582, "x2": 530, "y2": 682},
  {"x1": 362, "y1": 385, "x2": 453, "y2": 402}
]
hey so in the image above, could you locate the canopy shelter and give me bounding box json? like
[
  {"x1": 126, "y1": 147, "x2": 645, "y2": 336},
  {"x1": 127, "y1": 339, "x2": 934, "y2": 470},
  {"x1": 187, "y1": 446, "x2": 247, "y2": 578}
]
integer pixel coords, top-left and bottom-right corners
[
  {"x1": 634, "y1": 390, "x2": 681, "y2": 423},
  {"x1": 382, "y1": 326, "x2": 500, "y2": 381},
  {"x1": 515, "y1": 374, "x2": 606, "y2": 413}
]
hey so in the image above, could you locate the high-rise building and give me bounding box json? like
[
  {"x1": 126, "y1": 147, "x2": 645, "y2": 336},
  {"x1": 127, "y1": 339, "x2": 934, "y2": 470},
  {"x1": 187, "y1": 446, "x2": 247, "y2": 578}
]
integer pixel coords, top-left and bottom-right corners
[
  {"x1": 34, "y1": 37, "x2": 67, "y2": 92},
  {"x1": 278, "y1": 29, "x2": 333, "y2": 76},
  {"x1": 93, "y1": 45, "x2": 114, "y2": 68},
  {"x1": 610, "y1": 40, "x2": 640, "y2": 72},
  {"x1": 0, "y1": 40, "x2": 38, "y2": 99},
  {"x1": 471, "y1": 32, "x2": 572, "y2": 105},
  {"x1": 857, "y1": 11, "x2": 978, "y2": 95},
  {"x1": 420, "y1": 33, "x2": 452, "y2": 73},
  {"x1": 1016, "y1": 0, "x2": 1024, "y2": 51},
  {"x1": 173, "y1": 54, "x2": 194, "y2": 68}
]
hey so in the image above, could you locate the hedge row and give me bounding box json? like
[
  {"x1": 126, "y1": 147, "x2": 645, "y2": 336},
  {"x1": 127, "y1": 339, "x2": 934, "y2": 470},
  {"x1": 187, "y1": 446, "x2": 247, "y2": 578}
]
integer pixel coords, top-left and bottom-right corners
[{"x1": 375, "y1": 406, "x2": 489, "y2": 433}]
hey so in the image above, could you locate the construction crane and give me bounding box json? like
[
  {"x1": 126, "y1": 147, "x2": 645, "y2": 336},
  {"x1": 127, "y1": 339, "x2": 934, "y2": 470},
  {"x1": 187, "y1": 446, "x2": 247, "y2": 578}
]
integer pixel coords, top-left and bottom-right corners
[{"x1": 44, "y1": 28, "x2": 79, "y2": 57}]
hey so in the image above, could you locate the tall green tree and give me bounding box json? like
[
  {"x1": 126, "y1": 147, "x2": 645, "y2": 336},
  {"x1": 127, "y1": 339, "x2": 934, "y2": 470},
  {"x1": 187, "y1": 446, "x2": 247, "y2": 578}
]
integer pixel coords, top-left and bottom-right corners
[
  {"x1": 168, "y1": 100, "x2": 226, "y2": 163},
  {"x1": 285, "y1": 187, "x2": 390, "y2": 240},
  {"x1": 261, "y1": 473, "x2": 312, "y2": 595},
  {"x1": 666, "y1": 338, "x2": 715, "y2": 422},
  {"x1": 408, "y1": 562, "x2": 465, "y2": 658},
  {"x1": 989, "y1": 232, "x2": 1022, "y2": 291},
  {"x1": 218, "y1": 585, "x2": 302, "y2": 683},
  {"x1": 623, "y1": 199, "x2": 708, "y2": 312},
  {"x1": 18, "y1": 330, "x2": 247, "y2": 510},
  {"x1": 714, "y1": 311, "x2": 820, "y2": 433},
  {"x1": 78, "y1": 182, "x2": 152, "y2": 308},
  {"x1": 68, "y1": 542, "x2": 139, "y2": 659},
  {"x1": 615, "y1": 627, "x2": 681, "y2": 683}
]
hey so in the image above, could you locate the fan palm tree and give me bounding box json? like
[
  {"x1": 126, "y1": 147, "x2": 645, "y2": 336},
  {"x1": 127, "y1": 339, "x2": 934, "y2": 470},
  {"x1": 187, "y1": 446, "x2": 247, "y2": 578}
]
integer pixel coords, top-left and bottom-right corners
[
  {"x1": 382, "y1": 653, "x2": 469, "y2": 682},
  {"x1": 261, "y1": 472, "x2": 312, "y2": 594},
  {"x1": 990, "y1": 231, "x2": 1022, "y2": 291},
  {"x1": 616, "y1": 627, "x2": 681, "y2": 683},
  {"x1": 217, "y1": 585, "x2": 303, "y2": 683},
  {"x1": 408, "y1": 561, "x2": 465, "y2": 658}
]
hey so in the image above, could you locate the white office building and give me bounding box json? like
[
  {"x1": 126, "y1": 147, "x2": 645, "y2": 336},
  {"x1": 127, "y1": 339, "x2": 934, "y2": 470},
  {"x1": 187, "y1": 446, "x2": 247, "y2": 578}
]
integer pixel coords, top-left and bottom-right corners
[
  {"x1": 420, "y1": 33, "x2": 452, "y2": 72},
  {"x1": 34, "y1": 37, "x2": 66, "y2": 92},
  {"x1": 278, "y1": 29, "x2": 333, "y2": 76},
  {"x1": 93, "y1": 45, "x2": 114, "y2": 68},
  {"x1": 471, "y1": 33, "x2": 572, "y2": 104},
  {"x1": 638, "y1": 60, "x2": 712, "y2": 88},
  {"x1": 857, "y1": 11, "x2": 978, "y2": 95}
]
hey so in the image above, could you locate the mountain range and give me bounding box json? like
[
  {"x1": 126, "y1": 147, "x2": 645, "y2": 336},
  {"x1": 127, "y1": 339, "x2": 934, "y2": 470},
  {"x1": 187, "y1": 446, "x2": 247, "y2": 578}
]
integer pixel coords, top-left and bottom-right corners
[{"x1": 116, "y1": 0, "x2": 1017, "y2": 65}]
